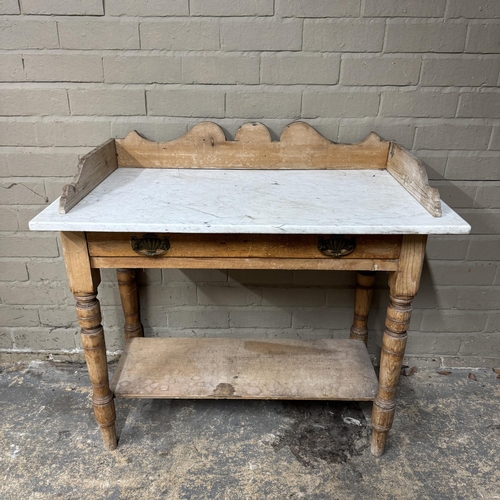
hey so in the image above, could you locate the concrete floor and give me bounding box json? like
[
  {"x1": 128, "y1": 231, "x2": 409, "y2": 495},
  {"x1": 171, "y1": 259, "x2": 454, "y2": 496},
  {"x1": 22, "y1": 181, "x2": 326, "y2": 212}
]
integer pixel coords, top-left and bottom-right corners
[{"x1": 0, "y1": 361, "x2": 499, "y2": 500}]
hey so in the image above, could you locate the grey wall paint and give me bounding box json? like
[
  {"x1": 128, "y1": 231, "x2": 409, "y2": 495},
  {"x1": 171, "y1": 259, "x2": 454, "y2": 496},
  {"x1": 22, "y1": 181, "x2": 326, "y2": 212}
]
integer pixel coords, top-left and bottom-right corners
[{"x1": 0, "y1": 0, "x2": 499, "y2": 367}]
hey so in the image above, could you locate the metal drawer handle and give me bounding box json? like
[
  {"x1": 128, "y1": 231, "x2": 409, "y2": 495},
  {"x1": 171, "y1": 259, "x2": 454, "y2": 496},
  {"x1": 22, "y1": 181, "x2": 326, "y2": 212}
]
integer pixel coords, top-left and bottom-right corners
[
  {"x1": 317, "y1": 235, "x2": 356, "y2": 258},
  {"x1": 131, "y1": 234, "x2": 170, "y2": 256}
]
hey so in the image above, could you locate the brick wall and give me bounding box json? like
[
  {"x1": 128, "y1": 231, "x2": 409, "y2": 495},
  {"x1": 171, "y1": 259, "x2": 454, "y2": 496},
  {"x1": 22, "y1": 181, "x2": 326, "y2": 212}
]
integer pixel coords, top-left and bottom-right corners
[{"x1": 0, "y1": 0, "x2": 499, "y2": 367}]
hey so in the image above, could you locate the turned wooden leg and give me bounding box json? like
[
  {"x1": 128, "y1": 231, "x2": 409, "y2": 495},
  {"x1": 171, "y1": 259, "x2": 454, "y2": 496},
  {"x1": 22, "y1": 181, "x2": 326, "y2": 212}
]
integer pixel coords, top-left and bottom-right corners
[
  {"x1": 350, "y1": 271, "x2": 376, "y2": 345},
  {"x1": 61, "y1": 231, "x2": 117, "y2": 451},
  {"x1": 371, "y1": 235, "x2": 427, "y2": 456},
  {"x1": 75, "y1": 291, "x2": 117, "y2": 450},
  {"x1": 116, "y1": 268, "x2": 144, "y2": 342},
  {"x1": 371, "y1": 295, "x2": 412, "y2": 456}
]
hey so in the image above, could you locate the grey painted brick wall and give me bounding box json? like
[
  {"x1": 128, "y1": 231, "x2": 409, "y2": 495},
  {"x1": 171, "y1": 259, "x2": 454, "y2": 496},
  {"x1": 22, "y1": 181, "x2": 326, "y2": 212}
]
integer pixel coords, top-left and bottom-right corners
[{"x1": 0, "y1": 0, "x2": 499, "y2": 367}]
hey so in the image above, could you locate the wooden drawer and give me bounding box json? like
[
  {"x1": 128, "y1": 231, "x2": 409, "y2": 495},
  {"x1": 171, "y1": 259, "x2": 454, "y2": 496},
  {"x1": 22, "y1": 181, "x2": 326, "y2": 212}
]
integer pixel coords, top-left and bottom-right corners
[{"x1": 87, "y1": 233, "x2": 402, "y2": 260}]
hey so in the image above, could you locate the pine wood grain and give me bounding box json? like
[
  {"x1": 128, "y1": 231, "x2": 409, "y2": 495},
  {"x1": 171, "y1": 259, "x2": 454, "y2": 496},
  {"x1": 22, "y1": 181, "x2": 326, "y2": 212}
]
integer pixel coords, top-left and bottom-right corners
[
  {"x1": 90, "y1": 256, "x2": 399, "y2": 271},
  {"x1": 386, "y1": 143, "x2": 441, "y2": 217},
  {"x1": 87, "y1": 233, "x2": 402, "y2": 260},
  {"x1": 110, "y1": 337, "x2": 378, "y2": 401},
  {"x1": 371, "y1": 234, "x2": 427, "y2": 456},
  {"x1": 349, "y1": 272, "x2": 376, "y2": 345},
  {"x1": 75, "y1": 292, "x2": 117, "y2": 451},
  {"x1": 388, "y1": 234, "x2": 428, "y2": 297},
  {"x1": 60, "y1": 231, "x2": 100, "y2": 293},
  {"x1": 61, "y1": 231, "x2": 117, "y2": 450},
  {"x1": 59, "y1": 139, "x2": 117, "y2": 214},
  {"x1": 116, "y1": 269, "x2": 144, "y2": 341},
  {"x1": 115, "y1": 122, "x2": 390, "y2": 169}
]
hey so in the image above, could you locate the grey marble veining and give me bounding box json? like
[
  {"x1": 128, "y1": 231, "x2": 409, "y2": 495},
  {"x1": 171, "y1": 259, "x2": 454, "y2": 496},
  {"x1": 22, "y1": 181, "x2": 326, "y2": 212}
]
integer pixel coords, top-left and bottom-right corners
[{"x1": 29, "y1": 168, "x2": 471, "y2": 234}]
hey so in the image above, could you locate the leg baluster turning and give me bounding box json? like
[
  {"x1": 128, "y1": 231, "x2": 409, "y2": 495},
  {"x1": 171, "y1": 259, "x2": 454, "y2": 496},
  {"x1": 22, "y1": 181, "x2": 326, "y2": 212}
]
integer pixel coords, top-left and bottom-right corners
[
  {"x1": 350, "y1": 271, "x2": 376, "y2": 345},
  {"x1": 74, "y1": 292, "x2": 117, "y2": 450},
  {"x1": 371, "y1": 295, "x2": 413, "y2": 456},
  {"x1": 116, "y1": 268, "x2": 144, "y2": 342}
]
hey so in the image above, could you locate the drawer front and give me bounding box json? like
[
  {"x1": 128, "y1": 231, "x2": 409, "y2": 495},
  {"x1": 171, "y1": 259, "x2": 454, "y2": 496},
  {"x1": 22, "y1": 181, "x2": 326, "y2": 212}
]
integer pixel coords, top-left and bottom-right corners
[{"x1": 87, "y1": 233, "x2": 402, "y2": 260}]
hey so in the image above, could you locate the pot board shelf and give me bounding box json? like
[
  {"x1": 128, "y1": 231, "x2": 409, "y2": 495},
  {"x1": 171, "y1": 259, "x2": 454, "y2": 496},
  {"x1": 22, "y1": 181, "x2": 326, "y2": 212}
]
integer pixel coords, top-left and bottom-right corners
[{"x1": 110, "y1": 337, "x2": 378, "y2": 401}]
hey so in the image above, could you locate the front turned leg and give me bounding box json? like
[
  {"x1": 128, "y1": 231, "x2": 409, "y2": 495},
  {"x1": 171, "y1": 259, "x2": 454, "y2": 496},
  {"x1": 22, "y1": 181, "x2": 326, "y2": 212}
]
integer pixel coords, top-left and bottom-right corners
[
  {"x1": 74, "y1": 292, "x2": 117, "y2": 450},
  {"x1": 350, "y1": 271, "x2": 376, "y2": 345},
  {"x1": 116, "y1": 268, "x2": 144, "y2": 342},
  {"x1": 371, "y1": 234, "x2": 426, "y2": 456},
  {"x1": 371, "y1": 295, "x2": 413, "y2": 456}
]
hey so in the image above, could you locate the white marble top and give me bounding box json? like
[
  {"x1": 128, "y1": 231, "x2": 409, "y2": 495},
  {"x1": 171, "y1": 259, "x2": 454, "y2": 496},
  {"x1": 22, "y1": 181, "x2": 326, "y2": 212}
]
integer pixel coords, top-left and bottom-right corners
[{"x1": 29, "y1": 168, "x2": 471, "y2": 234}]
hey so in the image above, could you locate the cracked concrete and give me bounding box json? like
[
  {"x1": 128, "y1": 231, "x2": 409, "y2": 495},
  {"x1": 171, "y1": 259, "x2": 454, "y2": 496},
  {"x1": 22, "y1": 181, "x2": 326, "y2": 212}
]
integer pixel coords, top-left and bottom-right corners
[{"x1": 0, "y1": 361, "x2": 499, "y2": 499}]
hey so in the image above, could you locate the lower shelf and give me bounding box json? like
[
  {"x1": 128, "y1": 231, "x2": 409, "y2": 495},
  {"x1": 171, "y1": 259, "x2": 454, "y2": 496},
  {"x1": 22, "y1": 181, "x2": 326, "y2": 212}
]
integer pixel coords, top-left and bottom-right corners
[{"x1": 110, "y1": 337, "x2": 378, "y2": 401}]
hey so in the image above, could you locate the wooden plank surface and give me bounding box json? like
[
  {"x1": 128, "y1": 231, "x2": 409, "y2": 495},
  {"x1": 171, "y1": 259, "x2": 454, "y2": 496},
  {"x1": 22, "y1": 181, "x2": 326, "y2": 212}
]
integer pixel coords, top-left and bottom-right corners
[
  {"x1": 115, "y1": 122, "x2": 389, "y2": 170},
  {"x1": 389, "y1": 234, "x2": 428, "y2": 297},
  {"x1": 110, "y1": 338, "x2": 378, "y2": 401},
  {"x1": 386, "y1": 143, "x2": 442, "y2": 217},
  {"x1": 59, "y1": 139, "x2": 117, "y2": 214},
  {"x1": 60, "y1": 231, "x2": 100, "y2": 293},
  {"x1": 87, "y1": 233, "x2": 402, "y2": 259},
  {"x1": 91, "y1": 256, "x2": 399, "y2": 271}
]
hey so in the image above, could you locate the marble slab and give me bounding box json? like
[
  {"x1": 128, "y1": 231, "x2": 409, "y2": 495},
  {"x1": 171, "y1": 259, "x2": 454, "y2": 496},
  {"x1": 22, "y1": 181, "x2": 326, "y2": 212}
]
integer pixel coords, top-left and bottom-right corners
[{"x1": 29, "y1": 168, "x2": 471, "y2": 235}]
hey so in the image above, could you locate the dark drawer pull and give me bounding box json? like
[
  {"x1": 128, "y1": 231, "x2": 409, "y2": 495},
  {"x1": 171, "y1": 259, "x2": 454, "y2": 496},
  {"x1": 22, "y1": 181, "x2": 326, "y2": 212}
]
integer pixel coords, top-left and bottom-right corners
[
  {"x1": 131, "y1": 234, "x2": 170, "y2": 256},
  {"x1": 317, "y1": 235, "x2": 356, "y2": 258}
]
